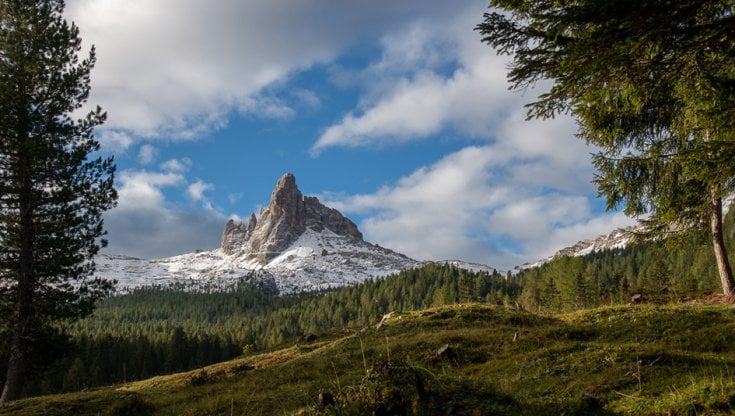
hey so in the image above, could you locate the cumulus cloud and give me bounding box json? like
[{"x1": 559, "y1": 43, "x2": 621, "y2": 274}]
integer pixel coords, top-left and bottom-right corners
[
  {"x1": 187, "y1": 180, "x2": 215, "y2": 210},
  {"x1": 137, "y1": 144, "x2": 158, "y2": 165},
  {"x1": 186, "y1": 181, "x2": 212, "y2": 201},
  {"x1": 66, "y1": 0, "x2": 465, "y2": 141},
  {"x1": 103, "y1": 169, "x2": 226, "y2": 258},
  {"x1": 324, "y1": 118, "x2": 637, "y2": 270},
  {"x1": 307, "y1": 3, "x2": 640, "y2": 268},
  {"x1": 160, "y1": 158, "x2": 192, "y2": 173},
  {"x1": 97, "y1": 130, "x2": 133, "y2": 153},
  {"x1": 312, "y1": 6, "x2": 513, "y2": 153}
]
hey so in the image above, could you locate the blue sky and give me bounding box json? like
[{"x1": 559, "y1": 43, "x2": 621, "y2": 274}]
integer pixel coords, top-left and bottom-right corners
[{"x1": 66, "y1": 0, "x2": 635, "y2": 270}]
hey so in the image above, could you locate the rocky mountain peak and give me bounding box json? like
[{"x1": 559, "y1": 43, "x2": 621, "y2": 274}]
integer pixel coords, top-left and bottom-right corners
[{"x1": 222, "y1": 173, "x2": 363, "y2": 265}]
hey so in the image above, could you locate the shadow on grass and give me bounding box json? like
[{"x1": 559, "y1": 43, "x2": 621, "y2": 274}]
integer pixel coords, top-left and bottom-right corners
[{"x1": 308, "y1": 360, "x2": 619, "y2": 416}]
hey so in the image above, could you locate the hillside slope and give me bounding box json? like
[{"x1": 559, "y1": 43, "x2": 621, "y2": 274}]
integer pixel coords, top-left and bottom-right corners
[{"x1": 4, "y1": 303, "x2": 735, "y2": 415}]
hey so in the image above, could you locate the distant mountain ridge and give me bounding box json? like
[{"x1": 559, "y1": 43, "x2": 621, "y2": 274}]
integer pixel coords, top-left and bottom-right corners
[
  {"x1": 519, "y1": 194, "x2": 735, "y2": 270},
  {"x1": 97, "y1": 173, "x2": 498, "y2": 294},
  {"x1": 103, "y1": 173, "x2": 675, "y2": 292},
  {"x1": 518, "y1": 226, "x2": 638, "y2": 270}
]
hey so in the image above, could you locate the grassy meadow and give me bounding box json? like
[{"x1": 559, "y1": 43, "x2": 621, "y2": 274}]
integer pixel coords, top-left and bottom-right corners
[{"x1": 4, "y1": 302, "x2": 735, "y2": 415}]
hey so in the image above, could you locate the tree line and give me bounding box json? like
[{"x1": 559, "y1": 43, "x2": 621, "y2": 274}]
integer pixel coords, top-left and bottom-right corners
[
  {"x1": 14, "y1": 264, "x2": 519, "y2": 396},
  {"x1": 517, "y1": 207, "x2": 734, "y2": 312}
]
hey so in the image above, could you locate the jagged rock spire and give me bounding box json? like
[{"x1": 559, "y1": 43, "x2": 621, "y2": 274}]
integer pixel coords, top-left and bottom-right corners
[
  {"x1": 221, "y1": 173, "x2": 363, "y2": 265},
  {"x1": 246, "y1": 173, "x2": 306, "y2": 264}
]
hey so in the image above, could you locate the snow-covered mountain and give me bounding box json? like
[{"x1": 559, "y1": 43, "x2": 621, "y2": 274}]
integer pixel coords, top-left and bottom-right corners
[
  {"x1": 96, "y1": 229, "x2": 418, "y2": 294},
  {"x1": 517, "y1": 226, "x2": 637, "y2": 270},
  {"x1": 96, "y1": 173, "x2": 430, "y2": 294}
]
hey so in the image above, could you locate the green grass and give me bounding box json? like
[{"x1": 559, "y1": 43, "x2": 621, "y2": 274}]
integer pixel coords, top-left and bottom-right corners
[{"x1": 4, "y1": 302, "x2": 735, "y2": 415}]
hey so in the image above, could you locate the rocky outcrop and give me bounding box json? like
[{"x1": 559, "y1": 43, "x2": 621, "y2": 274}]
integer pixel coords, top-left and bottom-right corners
[
  {"x1": 246, "y1": 213, "x2": 257, "y2": 234},
  {"x1": 220, "y1": 213, "x2": 258, "y2": 255},
  {"x1": 304, "y1": 196, "x2": 362, "y2": 240},
  {"x1": 221, "y1": 219, "x2": 247, "y2": 255},
  {"x1": 221, "y1": 173, "x2": 364, "y2": 265}
]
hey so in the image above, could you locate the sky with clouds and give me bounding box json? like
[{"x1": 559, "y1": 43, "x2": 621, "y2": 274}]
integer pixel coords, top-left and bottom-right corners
[{"x1": 66, "y1": 0, "x2": 636, "y2": 270}]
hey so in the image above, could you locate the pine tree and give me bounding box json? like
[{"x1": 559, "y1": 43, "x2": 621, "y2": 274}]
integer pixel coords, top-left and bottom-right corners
[
  {"x1": 477, "y1": 0, "x2": 735, "y2": 296},
  {"x1": 0, "y1": 0, "x2": 116, "y2": 404}
]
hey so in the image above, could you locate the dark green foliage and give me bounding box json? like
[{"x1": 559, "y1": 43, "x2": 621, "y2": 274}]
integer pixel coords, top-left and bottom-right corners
[
  {"x1": 477, "y1": 0, "x2": 735, "y2": 294},
  {"x1": 516, "y1": 207, "x2": 735, "y2": 312},
  {"x1": 17, "y1": 264, "x2": 518, "y2": 396},
  {"x1": 517, "y1": 240, "x2": 721, "y2": 312},
  {"x1": 0, "y1": 0, "x2": 117, "y2": 403}
]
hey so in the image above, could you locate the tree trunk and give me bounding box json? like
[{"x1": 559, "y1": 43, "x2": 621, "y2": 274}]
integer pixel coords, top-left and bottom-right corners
[
  {"x1": 710, "y1": 191, "x2": 735, "y2": 297},
  {"x1": 0, "y1": 323, "x2": 27, "y2": 405},
  {"x1": 1, "y1": 130, "x2": 34, "y2": 405}
]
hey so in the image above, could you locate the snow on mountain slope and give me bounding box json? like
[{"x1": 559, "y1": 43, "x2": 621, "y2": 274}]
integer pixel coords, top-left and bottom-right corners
[
  {"x1": 259, "y1": 228, "x2": 418, "y2": 292},
  {"x1": 430, "y1": 260, "x2": 499, "y2": 275},
  {"x1": 96, "y1": 228, "x2": 419, "y2": 294},
  {"x1": 517, "y1": 226, "x2": 637, "y2": 270},
  {"x1": 95, "y1": 173, "x2": 498, "y2": 294},
  {"x1": 94, "y1": 252, "x2": 262, "y2": 292}
]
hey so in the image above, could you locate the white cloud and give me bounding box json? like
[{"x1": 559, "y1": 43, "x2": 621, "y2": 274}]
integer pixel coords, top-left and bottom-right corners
[
  {"x1": 160, "y1": 158, "x2": 192, "y2": 173},
  {"x1": 312, "y1": 6, "x2": 512, "y2": 153},
  {"x1": 114, "y1": 170, "x2": 185, "y2": 210},
  {"x1": 187, "y1": 180, "x2": 215, "y2": 203},
  {"x1": 325, "y1": 132, "x2": 637, "y2": 270},
  {"x1": 65, "y1": 0, "x2": 466, "y2": 141},
  {"x1": 137, "y1": 144, "x2": 158, "y2": 165},
  {"x1": 104, "y1": 169, "x2": 226, "y2": 258},
  {"x1": 238, "y1": 95, "x2": 296, "y2": 120},
  {"x1": 97, "y1": 130, "x2": 133, "y2": 153}
]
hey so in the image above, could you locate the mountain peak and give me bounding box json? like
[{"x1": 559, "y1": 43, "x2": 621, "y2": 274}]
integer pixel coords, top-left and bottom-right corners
[
  {"x1": 276, "y1": 172, "x2": 296, "y2": 188},
  {"x1": 223, "y1": 173, "x2": 363, "y2": 265}
]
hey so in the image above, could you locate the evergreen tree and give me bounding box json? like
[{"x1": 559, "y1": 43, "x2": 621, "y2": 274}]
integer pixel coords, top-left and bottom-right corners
[
  {"x1": 0, "y1": 0, "x2": 116, "y2": 404},
  {"x1": 477, "y1": 0, "x2": 735, "y2": 295}
]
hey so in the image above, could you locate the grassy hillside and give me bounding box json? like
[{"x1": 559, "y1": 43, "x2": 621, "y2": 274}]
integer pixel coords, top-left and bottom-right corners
[{"x1": 3, "y1": 302, "x2": 735, "y2": 415}]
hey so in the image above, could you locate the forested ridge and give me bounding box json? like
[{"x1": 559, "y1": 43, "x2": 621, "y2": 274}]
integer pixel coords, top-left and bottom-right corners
[
  {"x1": 6, "y1": 209, "x2": 733, "y2": 397},
  {"x1": 17, "y1": 264, "x2": 518, "y2": 395}
]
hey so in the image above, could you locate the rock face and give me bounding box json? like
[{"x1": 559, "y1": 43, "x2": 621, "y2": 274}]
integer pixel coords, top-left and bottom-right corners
[
  {"x1": 221, "y1": 220, "x2": 246, "y2": 255},
  {"x1": 304, "y1": 196, "x2": 362, "y2": 239},
  {"x1": 220, "y1": 213, "x2": 258, "y2": 255},
  {"x1": 222, "y1": 173, "x2": 363, "y2": 265}
]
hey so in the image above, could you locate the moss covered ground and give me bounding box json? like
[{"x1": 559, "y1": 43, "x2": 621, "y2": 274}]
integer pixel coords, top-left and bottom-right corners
[{"x1": 3, "y1": 302, "x2": 735, "y2": 415}]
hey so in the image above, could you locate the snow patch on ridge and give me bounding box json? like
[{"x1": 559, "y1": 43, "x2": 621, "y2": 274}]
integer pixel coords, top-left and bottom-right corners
[
  {"x1": 96, "y1": 227, "x2": 422, "y2": 294},
  {"x1": 517, "y1": 226, "x2": 637, "y2": 270}
]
